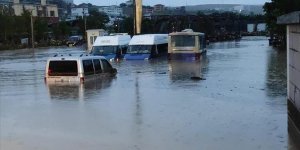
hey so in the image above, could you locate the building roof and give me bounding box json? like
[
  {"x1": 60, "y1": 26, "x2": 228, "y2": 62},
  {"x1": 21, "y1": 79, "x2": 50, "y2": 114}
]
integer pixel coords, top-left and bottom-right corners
[{"x1": 277, "y1": 11, "x2": 300, "y2": 25}]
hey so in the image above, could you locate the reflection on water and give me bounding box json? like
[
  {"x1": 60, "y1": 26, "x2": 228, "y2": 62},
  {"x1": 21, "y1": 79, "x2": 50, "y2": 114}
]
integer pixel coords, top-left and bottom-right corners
[
  {"x1": 46, "y1": 77, "x2": 114, "y2": 100},
  {"x1": 266, "y1": 49, "x2": 287, "y2": 97},
  {"x1": 288, "y1": 119, "x2": 300, "y2": 150},
  {"x1": 168, "y1": 56, "x2": 208, "y2": 81},
  {"x1": 0, "y1": 37, "x2": 292, "y2": 150}
]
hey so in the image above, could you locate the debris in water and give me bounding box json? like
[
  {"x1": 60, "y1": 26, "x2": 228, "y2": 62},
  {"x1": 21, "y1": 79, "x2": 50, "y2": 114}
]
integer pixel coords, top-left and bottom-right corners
[{"x1": 190, "y1": 76, "x2": 206, "y2": 80}]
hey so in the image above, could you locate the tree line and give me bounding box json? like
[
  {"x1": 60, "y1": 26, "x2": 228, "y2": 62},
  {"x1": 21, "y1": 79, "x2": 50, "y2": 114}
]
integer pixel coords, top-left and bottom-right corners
[
  {"x1": 0, "y1": 8, "x2": 265, "y2": 50},
  {"x1": 0, "y1": 8, "x2": 108, "y2": 50}
]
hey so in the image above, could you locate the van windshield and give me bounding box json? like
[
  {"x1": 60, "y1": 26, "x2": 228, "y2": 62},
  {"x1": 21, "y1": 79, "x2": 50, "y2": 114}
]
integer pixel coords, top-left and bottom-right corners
[
  {"x1": 127, "y1": 45, "x2": 152, "y2": 54},
  {"x1": 92, "y1": 46, "x2": 118, "y2": 55},
  {"x1": 48, "y1": 61, "x2": 78, "y2": 76},
  {"x1": 171, "y1": 35, "x2": 196, "y2": 47}
]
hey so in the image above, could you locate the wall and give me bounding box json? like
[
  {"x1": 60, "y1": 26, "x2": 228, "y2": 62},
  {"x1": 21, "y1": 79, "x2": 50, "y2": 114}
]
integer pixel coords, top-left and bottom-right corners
[{"x1": 287, "y1": 24, "x2": 300, "y2": 132}]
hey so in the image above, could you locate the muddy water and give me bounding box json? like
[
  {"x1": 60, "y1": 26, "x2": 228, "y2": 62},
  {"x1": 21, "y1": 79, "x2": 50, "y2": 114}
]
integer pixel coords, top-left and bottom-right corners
[{"x1": 0, "y1": 37, "x2": 293, "y2": 150}]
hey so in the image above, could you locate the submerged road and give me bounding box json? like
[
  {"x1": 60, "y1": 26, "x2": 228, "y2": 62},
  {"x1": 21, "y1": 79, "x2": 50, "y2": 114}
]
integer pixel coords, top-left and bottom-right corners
[{"x1": 0, "y1": 36, "x2": 295, "y2": 150}]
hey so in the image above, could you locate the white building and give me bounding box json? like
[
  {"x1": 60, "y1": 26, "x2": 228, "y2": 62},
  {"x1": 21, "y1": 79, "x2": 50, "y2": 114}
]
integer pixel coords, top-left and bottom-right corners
[
  {"x1": 71, "y1": 7, "x2": 89, "y2": 18},
  {"x1": 98, "y1": 5, "x2": 123, "y2": 17},
  {"x1": 233, "y1": 5, "x2": 244, "y2": 12}
]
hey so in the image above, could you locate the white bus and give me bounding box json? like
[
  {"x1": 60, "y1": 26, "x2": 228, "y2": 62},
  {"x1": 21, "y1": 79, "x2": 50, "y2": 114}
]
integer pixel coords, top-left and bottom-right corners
[
  {"x1": 168, "y1": 29, "x2": 206, "y2": 60},
  {"x1": 124, "y1": 34, "x2": 168, "y2": 60},
  {"x1": 91, "y1": 34, "x2": 131, "y2": 61}
]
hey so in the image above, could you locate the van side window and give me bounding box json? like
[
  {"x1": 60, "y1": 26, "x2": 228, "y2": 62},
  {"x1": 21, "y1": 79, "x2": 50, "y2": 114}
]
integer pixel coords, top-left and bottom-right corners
[
  {"x1": 83, "y1": 60, "x2": 94, "y2": 75},
  {"x1": 101, "y1": 59, "x2": 112, "y2": 72},
  {"x1": 93, "y1": 59, "x2": 102, "y2": 74}
]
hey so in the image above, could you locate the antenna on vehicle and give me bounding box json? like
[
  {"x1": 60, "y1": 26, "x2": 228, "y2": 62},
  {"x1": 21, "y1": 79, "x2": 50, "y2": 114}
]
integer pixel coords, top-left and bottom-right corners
[
  {"x1": 80, "y1": 54, "x2": 84, "y2": 57},
  {"x1": 53, "y1": 54, "x2": 58, "y2": 57}
]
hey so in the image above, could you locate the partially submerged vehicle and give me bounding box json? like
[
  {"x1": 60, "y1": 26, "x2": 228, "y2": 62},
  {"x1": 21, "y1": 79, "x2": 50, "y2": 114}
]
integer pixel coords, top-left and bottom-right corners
[
  {"x1": 66, "y1": 35, "x2": 83, "y2": 47},
  {"x1": 168, "y1": 29, "x2": 206, "y2": 60},
  {"x1": 124, "y1": 34, "x2": 168, "y2": 60},
  {"x1": 45, "y1": 54, "x2": 117, "y2": 83},
  {"x1": 91, "y1": 34, "x2": 131, "y2": 60}
]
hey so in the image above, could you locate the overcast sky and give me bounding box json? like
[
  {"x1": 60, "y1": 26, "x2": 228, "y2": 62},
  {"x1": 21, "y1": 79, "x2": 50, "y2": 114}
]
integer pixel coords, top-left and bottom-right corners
[{"x1": 74, "y1": 0, "x2": 271, "y2": 6}]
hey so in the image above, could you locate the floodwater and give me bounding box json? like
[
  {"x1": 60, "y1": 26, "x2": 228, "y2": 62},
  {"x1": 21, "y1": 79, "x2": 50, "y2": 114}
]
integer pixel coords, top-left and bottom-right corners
[{"x1": 0, "y1": 36, "x2": 297, "y2": 150}]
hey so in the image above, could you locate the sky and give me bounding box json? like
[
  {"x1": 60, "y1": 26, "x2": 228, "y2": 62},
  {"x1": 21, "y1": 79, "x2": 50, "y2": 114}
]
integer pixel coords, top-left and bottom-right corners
[{"x1": 74, "y1": 0, "x2": 271, "y2": 6}]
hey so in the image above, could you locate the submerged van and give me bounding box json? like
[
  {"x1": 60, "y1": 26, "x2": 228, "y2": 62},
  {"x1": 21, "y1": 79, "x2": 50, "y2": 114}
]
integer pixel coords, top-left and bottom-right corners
[
  {"x1": 124, "y1": 34, "x2": 168, "y2": 60},
  {"x1": 91, "y1": 34, "x2": 131, "y2": 60},
  {"x1": 45, "y1": 55, "x2": 117, "y2": 83}
]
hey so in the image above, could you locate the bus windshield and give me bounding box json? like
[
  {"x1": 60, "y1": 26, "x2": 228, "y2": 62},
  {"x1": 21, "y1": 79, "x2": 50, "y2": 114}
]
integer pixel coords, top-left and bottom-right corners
[
  {"x1": 171, "y1": 35, "x2": 196, "y2": 47},
  {"x1": 92, "y1": 46, "x2": 118, "y2": 55},
  {"x1": 127, "y1": 45, "x2": 152, "y2": 54}
]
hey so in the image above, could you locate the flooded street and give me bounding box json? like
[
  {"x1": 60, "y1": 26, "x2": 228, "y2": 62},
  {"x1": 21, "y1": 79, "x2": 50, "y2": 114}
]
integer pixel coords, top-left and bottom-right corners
[{"x1": 0, "y1": 36, "x2": 292, "y2": 150}]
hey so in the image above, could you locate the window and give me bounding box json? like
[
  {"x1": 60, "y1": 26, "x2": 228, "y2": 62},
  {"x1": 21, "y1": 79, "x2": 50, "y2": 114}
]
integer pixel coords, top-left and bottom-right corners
[
  {"x1": 101, "y1": 59, "x2": 112, "y2": 73},
  {"x1": 93, "y1": 59, "x2": 102, "y2": 74},
  {"x1": 92, "y1": 46, "x2": 118, "y2": 55},
  {"x1": 171, "y1": 35, "x2": 195, "y2": 47},
  {"x1": 83, "y1": 60, "x2": 94, "y2": 75},
  {"x1": 50, "y1": 11, "x2": 55, "y2": 17},
  {"x1": 90, "y1": 36, "x2": 97, "y2": 45},
  {"x1": 90, "y1": 36, "x2": 94, "y2": 45},
  {"x1": 48, "y1": 61, "x2": 78, "y2": 76},
  {"x1": 127, "y1": 45, "x2": 152, "y2": 54}
]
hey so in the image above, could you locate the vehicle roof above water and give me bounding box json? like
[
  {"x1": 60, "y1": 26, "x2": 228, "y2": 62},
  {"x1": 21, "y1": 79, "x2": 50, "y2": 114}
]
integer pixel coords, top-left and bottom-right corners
[
  {"x1": 93, "y1": 34, "x2": 131, "y2": 46},
  {"x1": 169, "y1": 29, "x2": 205, "y2": 36},
  {"x1": 47, "y1": 54, "x2": 107, "y2": 61},
  {"x1": 169, "y1": 32, "x2": 205, "y2": 36},
  {"x1": 129, "y1": 34, "x2": 168, "y2": 45}
]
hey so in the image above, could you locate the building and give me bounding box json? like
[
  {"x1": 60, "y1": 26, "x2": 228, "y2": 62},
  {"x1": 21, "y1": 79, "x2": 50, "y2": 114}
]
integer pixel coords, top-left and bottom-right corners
[
  {"x1": 12, "y1": 0, "x2": 58, "y2": 17},
  {"x1": 98, "y1": 5, "x2": 123, "y2": 17},
  {"x1": 125, "y1": 0, "x2": 133, "y2": 6},
  {"x1": 71, "y1": 7, "x2": 89, "y2": 18},
  {"x1": 86, "y1": 29, "x2": 107, "y2": 51},
  {"x1": 277, "y1": 11, "x2": 300, "y2": 148},
  {"x1": 153, "y1": 4, "x2": 164, "y2": 13}
]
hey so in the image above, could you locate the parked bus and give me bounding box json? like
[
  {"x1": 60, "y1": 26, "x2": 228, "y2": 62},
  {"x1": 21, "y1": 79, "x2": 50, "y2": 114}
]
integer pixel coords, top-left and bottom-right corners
[
  {"x1": 168, "y1": 29, "x2": 206, "y2": 60},
  {"x1": 124, "y1": 34, "x2": 168, "y2": 60},
  {"x1": 91, "y1": 34, "x2": 131, "y2": 61}
]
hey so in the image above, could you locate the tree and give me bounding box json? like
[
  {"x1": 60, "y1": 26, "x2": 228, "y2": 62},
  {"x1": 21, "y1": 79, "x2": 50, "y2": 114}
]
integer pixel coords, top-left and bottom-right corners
[
  {"x1": 86, "y1": 9, "x2": 109, "y2": 30},
  {"x1": 263, "y1": 0, "x2": 300, "y2": 46},
  {"x1": 34, "y1": 18, "x2": 49, "y2": 42}
]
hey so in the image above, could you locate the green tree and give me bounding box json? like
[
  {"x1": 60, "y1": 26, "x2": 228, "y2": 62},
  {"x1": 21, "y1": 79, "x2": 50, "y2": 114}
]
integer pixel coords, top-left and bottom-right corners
[
  {"x1": 52, "y1": 21, "x2": 71, "y2": 40},
  {"x1": 86, "y1": 9, "x2": 109, "y2": 30},
  {"x1": 263, "y1": 0, "x2": 300, "y2": 45},
  {"x1": 34, "y1": 18, "x2": 49, "y2": 42}
]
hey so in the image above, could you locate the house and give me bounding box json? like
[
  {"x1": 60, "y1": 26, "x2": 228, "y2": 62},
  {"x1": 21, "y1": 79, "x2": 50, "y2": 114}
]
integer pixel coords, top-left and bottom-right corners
[{"x1": 12, "y1": 0, "x2": 58, "y2": 17}]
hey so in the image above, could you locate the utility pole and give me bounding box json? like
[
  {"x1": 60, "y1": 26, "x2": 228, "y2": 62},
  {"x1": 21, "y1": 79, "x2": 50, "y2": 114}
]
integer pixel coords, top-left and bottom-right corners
[
  {"x1": 30, "y1": 10, "x2": 34, "y2": 49},
  {"x1": 82, "y1": 8, "x2": 87, "y2": 31},
  {"x1": 133, "y1": 0, "x2": 136, "y2": 35}
]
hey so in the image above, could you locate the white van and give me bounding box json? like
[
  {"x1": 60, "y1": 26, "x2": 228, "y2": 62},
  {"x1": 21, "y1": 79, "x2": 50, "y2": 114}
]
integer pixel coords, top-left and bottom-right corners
[
  {"x1": 45, "y1": 54, "x2": 117, "y2": 83},
  {"x1": 91, "y1": 34, "x2": 131, "y2": 60},
  {"x1": 124, "y1": 34, "x2": 168, "y2": 60}
]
